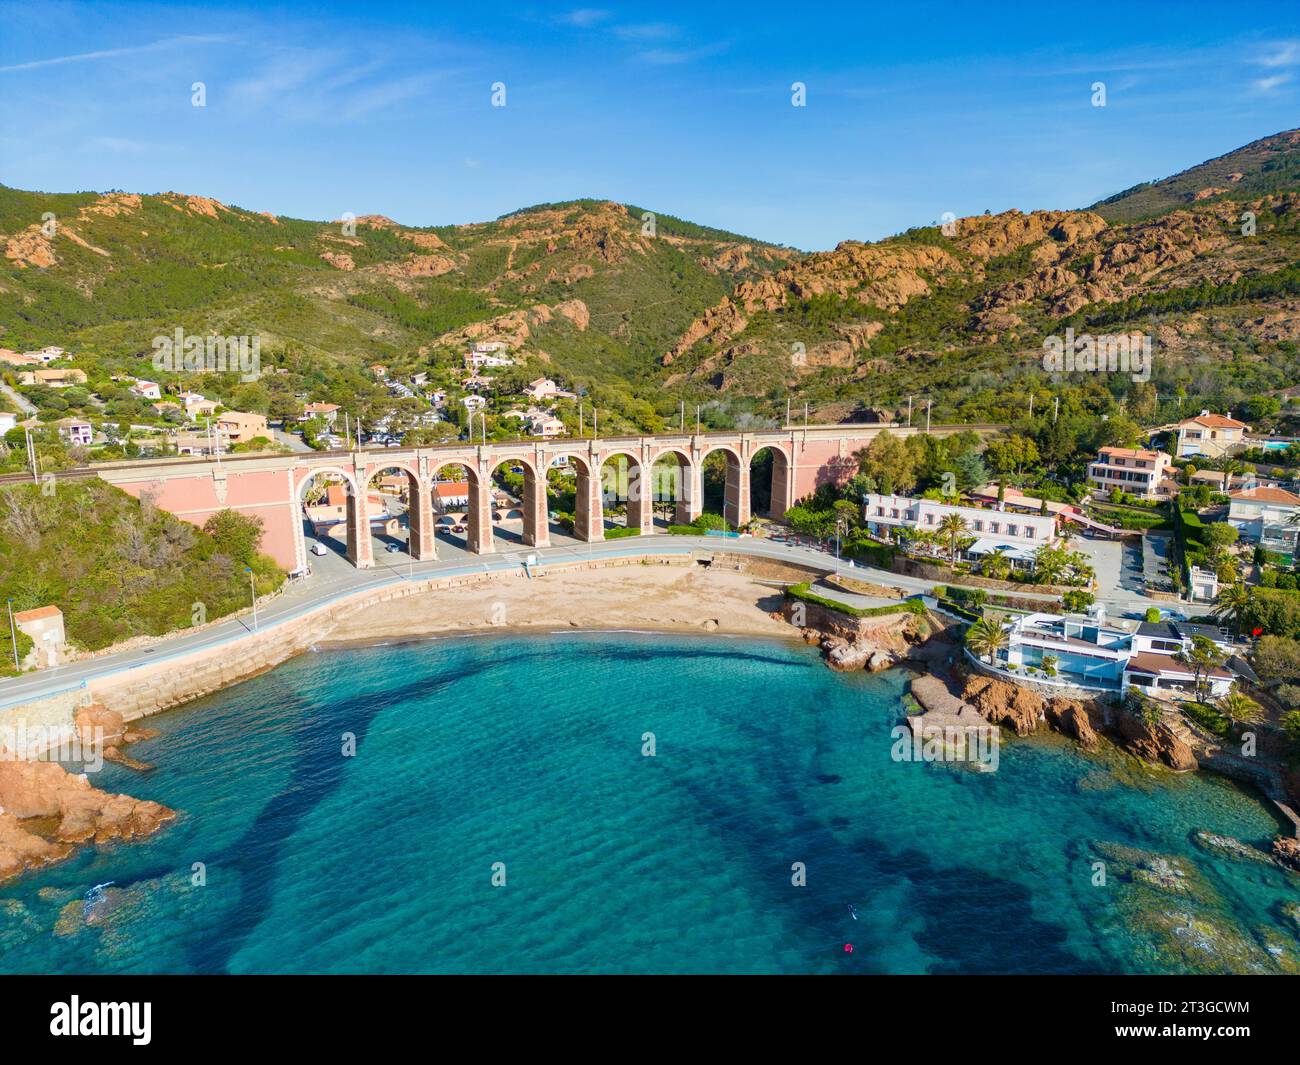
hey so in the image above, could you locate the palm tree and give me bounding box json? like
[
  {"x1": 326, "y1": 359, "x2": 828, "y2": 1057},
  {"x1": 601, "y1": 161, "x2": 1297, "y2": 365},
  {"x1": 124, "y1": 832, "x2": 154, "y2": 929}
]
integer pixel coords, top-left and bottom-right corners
[
  {"x1": 982, "y1": 551, "x2": 1012, "y2": 581},
  {"x1": 938, "y1": 513, "x2": 969, "y2": 564},
  {"x1": 1217, "y1": 689, "x2": 1263, "y2": 726},
  {"x1": 1220, "y1": 458, "x2": 1243, "y2": 493},
  {"x1": 1211, "y1": 582, "x2": 1251, "y2": 637},
  {"x1": 965, "y1": 615, "x2": 1008, "y2": 666}
]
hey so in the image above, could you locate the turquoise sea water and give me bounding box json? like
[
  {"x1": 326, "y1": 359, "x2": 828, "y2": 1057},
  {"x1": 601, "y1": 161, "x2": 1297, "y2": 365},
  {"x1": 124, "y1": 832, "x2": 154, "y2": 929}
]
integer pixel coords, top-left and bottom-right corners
[{"x1": 0, "y1": 633, "x2": 1297, "y2": 974}]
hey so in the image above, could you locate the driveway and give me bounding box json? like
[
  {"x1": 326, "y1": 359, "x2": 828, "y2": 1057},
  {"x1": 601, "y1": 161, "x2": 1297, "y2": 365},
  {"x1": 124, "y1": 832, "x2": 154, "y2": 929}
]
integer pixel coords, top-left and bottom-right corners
[{"x1": 1072, "y1": 536, "x2": 1153, "y2": 608}]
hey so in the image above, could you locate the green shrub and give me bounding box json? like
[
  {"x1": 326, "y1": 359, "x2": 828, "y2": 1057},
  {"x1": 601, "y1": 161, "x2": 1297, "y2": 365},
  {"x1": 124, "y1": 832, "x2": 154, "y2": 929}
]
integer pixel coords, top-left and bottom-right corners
[
  {"x1": 0, "y1": 481, "x2": 285, "y2": 652},
  {"x1": 784, "y1": 582, "x2": 924, "y2": 619},
  {"x1": 1182, "y1": 701, "x2": 1231, "y2": 738}
]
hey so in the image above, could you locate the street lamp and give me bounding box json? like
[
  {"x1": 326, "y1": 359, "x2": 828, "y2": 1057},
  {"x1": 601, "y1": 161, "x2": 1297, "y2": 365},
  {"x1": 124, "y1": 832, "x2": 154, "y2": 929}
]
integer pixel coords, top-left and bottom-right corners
[
  {"x1": 6, "y1": 598, "x2": 17, "y2": 671},
  {"x1": 245, "y1": 568, "x2": 258, "y2": 631}
]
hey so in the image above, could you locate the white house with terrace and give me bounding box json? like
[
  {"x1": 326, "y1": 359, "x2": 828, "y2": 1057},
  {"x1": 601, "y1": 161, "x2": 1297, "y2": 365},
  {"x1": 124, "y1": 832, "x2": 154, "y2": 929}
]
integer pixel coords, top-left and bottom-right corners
[
  {"x1": 862, "y1": 493, "x2": 1057, "y2": 564},
  {"x1": 993, "y1": 611, "x2": 1237, "y2": 698},
  {"x1": 1227, "y1": 485, "x2": 1300, "y2": 561}
]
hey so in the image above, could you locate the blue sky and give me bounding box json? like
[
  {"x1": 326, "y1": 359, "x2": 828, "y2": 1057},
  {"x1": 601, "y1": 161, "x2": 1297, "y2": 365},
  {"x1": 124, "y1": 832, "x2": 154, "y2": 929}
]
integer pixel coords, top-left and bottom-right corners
[{"x1": 2, "y1": 1, "x2": 1298, "y2": 249}]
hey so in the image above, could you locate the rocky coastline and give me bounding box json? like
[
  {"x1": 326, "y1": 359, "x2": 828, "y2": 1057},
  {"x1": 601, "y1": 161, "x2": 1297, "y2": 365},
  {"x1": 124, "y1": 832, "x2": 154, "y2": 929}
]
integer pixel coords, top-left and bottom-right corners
[
  {"x1": 787, "y1": 598, "x2": 1300, "y2": 859},
  {"x1": 0, "y1": 704, "x2": 171, "y2": 885}
]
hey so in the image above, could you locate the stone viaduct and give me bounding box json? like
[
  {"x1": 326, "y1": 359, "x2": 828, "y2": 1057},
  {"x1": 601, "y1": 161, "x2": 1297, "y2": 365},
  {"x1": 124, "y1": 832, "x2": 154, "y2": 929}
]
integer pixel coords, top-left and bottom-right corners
[{"x1": 83, "y1": 423, "x2": 993, "y2": 572}]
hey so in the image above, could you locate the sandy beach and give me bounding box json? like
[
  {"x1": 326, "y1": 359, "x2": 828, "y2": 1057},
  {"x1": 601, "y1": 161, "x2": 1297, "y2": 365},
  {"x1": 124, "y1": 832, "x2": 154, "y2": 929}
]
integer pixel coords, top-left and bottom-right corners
[{"x1": 321, "y1": 561, "x2": 798, "y2": 646}]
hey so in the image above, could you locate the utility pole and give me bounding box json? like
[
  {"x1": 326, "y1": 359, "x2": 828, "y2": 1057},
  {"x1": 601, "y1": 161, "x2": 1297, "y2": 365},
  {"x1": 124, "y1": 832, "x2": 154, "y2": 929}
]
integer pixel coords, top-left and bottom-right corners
[
  {"x1": 345, "y1": 412, "x2": 351, "y2": 450},
  {"x1": 680, "y1": 400, "x2": 685, "y2": 433},
  {"x1": 926, "y1": 399, "x2": 932, "y2": 434},
  {"x1": 906, "y1": 396, "x2": 913, "y2": 426},
  {"x1": 696, "y1": 405, "x2": 701, "y2": 436},
  {"x1": 25, "y1": 428, "x2": 37, "y2": 483},
  {"x1": 246, "y1": 568, "x2": 259, "y2": 631},
  {"x1": 1029, "y1": 393, "x2": 1034, "y2": 418},
  {"x1": 579, "y1": 404, "x2": 584, "y2": 437},
  {"x1": 593, "y1": 409, "x2": 598, "y2": 439},
  {"x1": 1053, "y1": 396, "x2": 1060, "y2": 424},
  {"x1": 786, "y1": 397, "x2": 791, "y2": 426},
  {"x1": 6, "y1": 598, "x2": 18, "y2": 671},
  {"x1": 804, "y1": 403, "x2": 808, "y2": 427}
]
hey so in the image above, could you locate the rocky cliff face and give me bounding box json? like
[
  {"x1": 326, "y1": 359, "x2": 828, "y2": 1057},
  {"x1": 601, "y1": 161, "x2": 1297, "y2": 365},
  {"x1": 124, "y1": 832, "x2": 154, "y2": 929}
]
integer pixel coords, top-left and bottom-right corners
[
  {"x1": 780, "y1": 598, "x2": 924, "y2": 673},
  {"x1": 0, "y1": 704, "x2": 172, "y2": 884},
  {"x1": 956, "y1": 672, "x2": 1198, "y2": 769}
]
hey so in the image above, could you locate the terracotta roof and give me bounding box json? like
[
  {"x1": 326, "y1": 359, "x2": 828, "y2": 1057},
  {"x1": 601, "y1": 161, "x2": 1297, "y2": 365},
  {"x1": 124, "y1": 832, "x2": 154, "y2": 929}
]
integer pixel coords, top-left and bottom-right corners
[
  {"x1": 434, "y1": 481, "x2": 469, "y2": 498},
  {"x1": 1229, "y1": 486, "x2": 1300, "y2": 505},
  {"x1": 1098, "y1": 446, "x2": 1165, "y2": 460},
  {"x1": 1126, "y1": 651, "x2": 1233, "y2": 679},
  {"x1": 13, "y1": 605, "x2": 62, "y2": 622},
  {"x1": 1186, "y1": 414, "x2": 1248, "y2": 429}
]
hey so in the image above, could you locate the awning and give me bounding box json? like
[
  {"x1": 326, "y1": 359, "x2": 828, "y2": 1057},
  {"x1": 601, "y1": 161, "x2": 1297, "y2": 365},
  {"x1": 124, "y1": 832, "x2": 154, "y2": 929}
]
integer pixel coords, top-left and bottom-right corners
[{"x1": 966, "y1": 538, "x2": 1036, "y2": 562}]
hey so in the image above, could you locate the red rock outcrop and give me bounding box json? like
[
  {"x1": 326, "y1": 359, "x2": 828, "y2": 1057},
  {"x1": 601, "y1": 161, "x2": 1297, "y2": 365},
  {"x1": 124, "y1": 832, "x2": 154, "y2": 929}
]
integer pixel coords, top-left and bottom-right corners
[
  {"x1": 1044, "y1": 697, "x2": 1101, "y2": 751},
  {"x1": 961, "y1": 674, "x2": 1044, "y2": 735},
  {"x1": 0, "y1": 742, "x2": 174, "y2": 884},
  {"x1": 1272, "y1": 836, "x2": 1300, "y2": 872},
  {"x1": 1115, "y1": 712, "x2": 1198, "y2": 771}
]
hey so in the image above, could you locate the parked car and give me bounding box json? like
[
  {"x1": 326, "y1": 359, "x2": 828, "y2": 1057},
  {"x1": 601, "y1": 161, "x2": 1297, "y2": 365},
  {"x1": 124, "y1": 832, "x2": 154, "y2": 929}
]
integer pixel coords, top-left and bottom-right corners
[{"x1": 311, "y1": 542, "x2": 328, "y2": 556}]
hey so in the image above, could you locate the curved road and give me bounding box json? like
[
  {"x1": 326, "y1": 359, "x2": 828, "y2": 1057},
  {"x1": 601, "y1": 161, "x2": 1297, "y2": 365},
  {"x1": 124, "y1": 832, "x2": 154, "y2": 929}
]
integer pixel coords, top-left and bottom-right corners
[{"x1": 0, "y1": 533, "x2": 1155, "y2": 710}]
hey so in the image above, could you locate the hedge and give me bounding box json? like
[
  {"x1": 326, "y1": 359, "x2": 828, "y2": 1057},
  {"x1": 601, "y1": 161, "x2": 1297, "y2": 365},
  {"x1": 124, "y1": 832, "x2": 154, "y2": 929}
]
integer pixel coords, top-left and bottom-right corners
[
  {"x1": 783, "y1": 582, "x2": 925, "y2": 619},
  {"x1": 603, "y1": 526, "x2": 641, "y2": 539}
]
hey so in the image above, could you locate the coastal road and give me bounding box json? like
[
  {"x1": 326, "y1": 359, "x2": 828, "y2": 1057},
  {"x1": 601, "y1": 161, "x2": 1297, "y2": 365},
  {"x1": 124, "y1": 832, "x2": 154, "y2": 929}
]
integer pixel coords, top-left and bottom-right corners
[
  {"x1": 0, "y1": 533, "x2": 1159, "y2": 709},
  {"x1": 1, "y1": 382, "x2": 38, "y2": 417}
]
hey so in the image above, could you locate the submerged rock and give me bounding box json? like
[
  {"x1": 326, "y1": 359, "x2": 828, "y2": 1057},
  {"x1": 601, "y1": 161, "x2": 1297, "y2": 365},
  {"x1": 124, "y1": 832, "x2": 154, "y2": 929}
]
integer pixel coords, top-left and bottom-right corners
[
  {"x1": 1091, "y1": 840, "x2": 1218, "y2": 905},
  {"x1": 1119, "y1": 893, "x2": 1281, "y2": 975},
  {"x1": 1278, "y1": 900, "x2": 1300, "y2": 939},
  {"x1": 1192, "y1": 830, "x2": 1280, "y2": 867}
]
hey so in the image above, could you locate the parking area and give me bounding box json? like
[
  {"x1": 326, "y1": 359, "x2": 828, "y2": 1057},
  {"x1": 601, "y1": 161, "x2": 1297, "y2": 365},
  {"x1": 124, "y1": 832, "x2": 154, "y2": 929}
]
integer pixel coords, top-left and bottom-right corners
[{"x1": 1072, "y1": 536, "x2": 1149, "y2": 600}]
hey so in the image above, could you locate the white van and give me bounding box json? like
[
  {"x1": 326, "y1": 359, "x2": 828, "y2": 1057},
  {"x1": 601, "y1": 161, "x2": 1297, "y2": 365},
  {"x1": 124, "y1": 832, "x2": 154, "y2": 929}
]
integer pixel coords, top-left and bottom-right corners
[{"x1": 310, "y1": 542, "x2": 328, "y2": 556}]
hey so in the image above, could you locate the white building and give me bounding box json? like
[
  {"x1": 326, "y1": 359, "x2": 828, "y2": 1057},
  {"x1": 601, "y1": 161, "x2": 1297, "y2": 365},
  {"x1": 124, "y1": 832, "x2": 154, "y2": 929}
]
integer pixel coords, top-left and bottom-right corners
[
  {"x1": 55, "y1": 418, "x2": 93, "y2": 447},
  {"x1": 465, "y1": 349, "x2": 515, "y2": 370},
  {"x1": 25, "y1": 346, "x2": 65, "y2": 363},
  {"x1": 523, "y1": 377, "x2": 576, "y2": 402},
  {"x1": 862, "y1": 493, "x2": 1057, "y2": 563},
  {"x1": 461, "y1": 394, "x2": 486, "y2": 412},
  {"x1": 528, "y1": 411, "x2": 565, "y2": 438},
  {"x1": 129, "y1": 380, "x2": 161, "y2": 400},
  {"x1": 1227, "y1": 485, "x2": 1300, "y2": 559},
  {"x1": 994, "y1": 611, "x2": 1237, "y2": 698}
]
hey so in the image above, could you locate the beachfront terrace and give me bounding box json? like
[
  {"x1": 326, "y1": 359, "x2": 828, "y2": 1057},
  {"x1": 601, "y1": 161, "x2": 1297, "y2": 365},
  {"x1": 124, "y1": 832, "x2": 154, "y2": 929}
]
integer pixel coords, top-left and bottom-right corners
[{"x1": 1000, "y1": 611, "x2": 1136, "y2": 690}]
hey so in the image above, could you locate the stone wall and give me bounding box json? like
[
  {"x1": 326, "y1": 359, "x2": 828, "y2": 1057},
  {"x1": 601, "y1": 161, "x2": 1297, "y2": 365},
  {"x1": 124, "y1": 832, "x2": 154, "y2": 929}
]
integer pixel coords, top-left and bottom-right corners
[{"x1": 4, "y1": 552, "x2": 771, "y2": 727}]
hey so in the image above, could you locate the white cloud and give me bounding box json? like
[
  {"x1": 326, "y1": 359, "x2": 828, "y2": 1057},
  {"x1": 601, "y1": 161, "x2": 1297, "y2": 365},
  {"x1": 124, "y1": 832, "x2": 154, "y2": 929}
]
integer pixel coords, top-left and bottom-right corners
[
  {"x1": 1252, "y1": 72, "x2": 1293, "y2": 94},
  {"x1": 0, "y1": 35, "x2": 226, "y2": 74},
  {"x1": 1257, "y1": 41, "x2": 1299, "y2": 68},
  {"x1": 560, "y1": 9, "x2": 610, "y2": 28}
]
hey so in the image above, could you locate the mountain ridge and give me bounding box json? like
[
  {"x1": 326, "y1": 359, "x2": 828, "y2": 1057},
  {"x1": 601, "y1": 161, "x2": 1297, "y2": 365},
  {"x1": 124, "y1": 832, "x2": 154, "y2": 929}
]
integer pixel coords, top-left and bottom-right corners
[{"x1": 3, "y1": 129, "x2": 1299, "y2": 435}]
